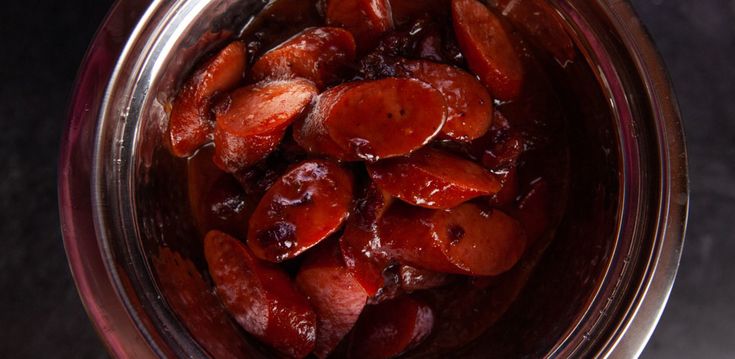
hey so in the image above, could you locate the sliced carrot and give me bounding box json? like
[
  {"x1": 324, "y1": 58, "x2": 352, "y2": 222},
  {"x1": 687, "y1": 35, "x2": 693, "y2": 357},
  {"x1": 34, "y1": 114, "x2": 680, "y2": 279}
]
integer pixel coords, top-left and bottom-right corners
[
  {"x1": 168, "y1": 41, "x2": 247, "y2": 157},
  {"x1": 204, "y1": 230, "x2": 316, "y2": 358}
]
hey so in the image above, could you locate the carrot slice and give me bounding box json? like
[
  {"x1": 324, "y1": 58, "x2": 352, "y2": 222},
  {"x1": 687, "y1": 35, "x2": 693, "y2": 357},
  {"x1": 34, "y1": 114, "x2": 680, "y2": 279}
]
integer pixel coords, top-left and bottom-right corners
[
  {"x1": 379, "y1": 202, "x2": 526, "y2": 275},
  {"x1": 349, "y1": 296, "x2": 434, "y2": 359},
  {"x1": 322, "y1": 78, "x2": 447, "y2": 161},
  {"x1": 250, "y1": 27, "x2": 356, "y2": 88},
  {"x1": 168, "y1": 41, "x2": 247, "y2": 157},
  {"x1": 204, "y1": 230, "x2": 316, "y2": 358},
  {"x1": 296, "y1": 242, "x2": 368, "y2": 358},
  {"x1": 325, "y1": 0, "x2": 394, "y2": 51},
  {"x1": 368, "y1": 148, "x2": 500, "y2": 209},
  {"x1": 213, "y1": 79, "x2": 317, "y2": 172},
  {"x1": 400, "y1": 60, "x2": 493, "y2": 141},
  {"x1": 451, "y1": 0, "x2": 523, "y2": 100},
  {"x1": 247, "y1": 160, "x2": 354, "y2": 262}
]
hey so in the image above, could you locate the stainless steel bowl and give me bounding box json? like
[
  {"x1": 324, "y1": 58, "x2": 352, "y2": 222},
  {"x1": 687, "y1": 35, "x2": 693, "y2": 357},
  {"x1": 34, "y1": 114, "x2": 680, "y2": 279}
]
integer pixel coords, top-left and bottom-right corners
[{"x1": 59, "y1": 0, "x2": 688, "y2": 357}]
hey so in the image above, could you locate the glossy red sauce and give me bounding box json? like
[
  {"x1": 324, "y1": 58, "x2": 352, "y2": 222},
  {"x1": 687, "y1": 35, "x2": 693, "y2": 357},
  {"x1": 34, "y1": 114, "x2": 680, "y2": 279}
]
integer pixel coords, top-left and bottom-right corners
[{"x1": 165, "y1": 0, "x2": 575, "y2": 357}]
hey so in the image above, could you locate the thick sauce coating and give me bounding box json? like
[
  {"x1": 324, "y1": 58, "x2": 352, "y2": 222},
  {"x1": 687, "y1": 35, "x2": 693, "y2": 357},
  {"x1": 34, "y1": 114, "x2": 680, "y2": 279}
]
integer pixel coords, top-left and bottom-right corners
[{"x1": 169, "y1": 0, "x2": 573, "y2": 356}]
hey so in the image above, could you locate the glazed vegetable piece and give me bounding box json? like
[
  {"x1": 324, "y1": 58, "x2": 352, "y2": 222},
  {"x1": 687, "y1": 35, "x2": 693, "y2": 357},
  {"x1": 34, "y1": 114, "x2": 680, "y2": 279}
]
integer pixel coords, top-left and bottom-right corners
[
  {"x1": 399, "y1": 60, "x2": 493, "y2": 142},
  {"x1": 250, "y1": 27, "x2": 356, "y2": 88},
  {"x1": 451, "y1": 0, "x2": 523, "y2": 100},
  {"x1": 296, "y1": 242, "x2": 368, "y2": 358},
  {"x1": 513, "y1": 178, "x2": 551, "y2": 245},
  {"x1": 400, "y1": 265, "x2": 452, "y2": 292},
  {"x1": 320, "y1": 78, "x2": 447, "y2": 161},
  {"x1": 493, "y1": 0, "x2": 576, "y2": 65},
  {"x1": 379, "y1": 202, "x2": 526, "y2": 275},
  {"x1": 349, "y1": 296, "x2": 434, "y2": 359},
  {"x1": 247, "y1": 160, "x2": 354, "y2": 262},
  {"x1": 204, "y1": 230, "x2": 316, "y2": 358},
  {"x1": 168, "y1": 41, "x2": 247, "y2": 157},
  {"x1": 368, "y1": 148, "x2": 501, "y2": 209},
  {"x1": 325, "y1": 0, "x2": 394, "y2": 51},
  {"x1": 213, "y1": 79, "x2": 317, "y2": 173},
  {"x1": 339, "y1": 183, "x2": 394, "y2": 296}
]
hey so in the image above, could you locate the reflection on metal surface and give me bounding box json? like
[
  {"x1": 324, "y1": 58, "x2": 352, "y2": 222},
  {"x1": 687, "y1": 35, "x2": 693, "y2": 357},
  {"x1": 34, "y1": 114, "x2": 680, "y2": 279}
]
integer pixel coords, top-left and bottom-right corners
[{"x1": 60, "y1": 0, "x2": 687, "y2": 357}]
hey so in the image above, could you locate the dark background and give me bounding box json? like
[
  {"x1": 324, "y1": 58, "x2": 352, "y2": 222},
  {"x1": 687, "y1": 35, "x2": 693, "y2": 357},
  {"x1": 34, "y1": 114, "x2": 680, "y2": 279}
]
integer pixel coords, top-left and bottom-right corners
[{"x1": 0, "y1": 0, "x2": 732, "y2": 357}]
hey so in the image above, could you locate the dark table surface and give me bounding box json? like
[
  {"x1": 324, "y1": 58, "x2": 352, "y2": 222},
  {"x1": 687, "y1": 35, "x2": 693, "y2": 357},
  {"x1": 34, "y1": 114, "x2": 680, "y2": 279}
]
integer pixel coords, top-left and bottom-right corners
[{"x1": 0, "y1": 0, "x2": 733, "y2": 358}]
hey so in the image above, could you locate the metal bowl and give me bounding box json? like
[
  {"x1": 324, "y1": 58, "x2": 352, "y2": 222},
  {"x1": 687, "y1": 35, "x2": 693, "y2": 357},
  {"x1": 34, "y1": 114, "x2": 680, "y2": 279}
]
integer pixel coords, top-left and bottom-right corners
[{"x1": 59, "y1": 0, "x2": 688, "y2": 357}]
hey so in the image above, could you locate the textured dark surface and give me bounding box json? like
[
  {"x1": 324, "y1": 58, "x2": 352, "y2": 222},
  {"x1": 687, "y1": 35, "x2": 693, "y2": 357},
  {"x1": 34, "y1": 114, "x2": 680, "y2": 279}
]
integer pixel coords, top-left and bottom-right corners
[{"x1": 0, "y1": 0, "x2": 732, "y2": 358}]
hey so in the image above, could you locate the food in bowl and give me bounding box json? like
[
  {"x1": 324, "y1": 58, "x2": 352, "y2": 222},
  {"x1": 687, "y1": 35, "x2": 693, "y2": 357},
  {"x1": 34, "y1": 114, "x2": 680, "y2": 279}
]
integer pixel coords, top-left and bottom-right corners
[{"x1": 164, "y1": 0, "x2": 574, "y2": 357}]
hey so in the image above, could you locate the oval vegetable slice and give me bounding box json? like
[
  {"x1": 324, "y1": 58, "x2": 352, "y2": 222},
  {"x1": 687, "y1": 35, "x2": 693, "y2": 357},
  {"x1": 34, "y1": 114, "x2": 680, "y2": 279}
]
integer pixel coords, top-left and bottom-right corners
[
  {"x1": 349, "y1": 296, "x2": 434, "y2": 359},
  {"x1": 213, "y1": 79, "x2": 317, "y2": 172},
  {"x1": 379, "y1": 202, "x2": 526, "y2": 275},
  {"x1": 322, "y1": 78, "x2": 447, "y2": 161},
  {"x1": 400, "y1": 60, "x2": 493, "y2": 141},
  {"x1": 247, "y1": 160, "x2": 354, "y2": 262},
  {"x1": 325, "y1": 0, "x2": 394, "y2": 51},
  {"x1": 368, "y1": 148, "x2": 500, "y2": 209},
  {"x1": 339, "y1": 183, "x2": 394, "y2": 296},
  {"x1": 250, "y1": 27, "x2": 356, "y2": 88},
  {"x1": 204, "y1": 230, "x2": 316, "y2": 358},
  {"x1": 168, "y1": 41, "x2": 247, "y2": 157},
  {"x1": 296, "y1": 242, "x2": 368, "y2": 358},
  {"x1": 451, "y1": 0, "x2": 523, "y2": 100}
]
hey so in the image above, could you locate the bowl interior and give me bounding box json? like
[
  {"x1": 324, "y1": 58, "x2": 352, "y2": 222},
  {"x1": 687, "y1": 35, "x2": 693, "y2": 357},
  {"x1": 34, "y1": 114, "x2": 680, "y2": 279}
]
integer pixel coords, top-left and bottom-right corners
[{"x1": 94, "y1": 0, "x2": 664, "y2": 357}]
